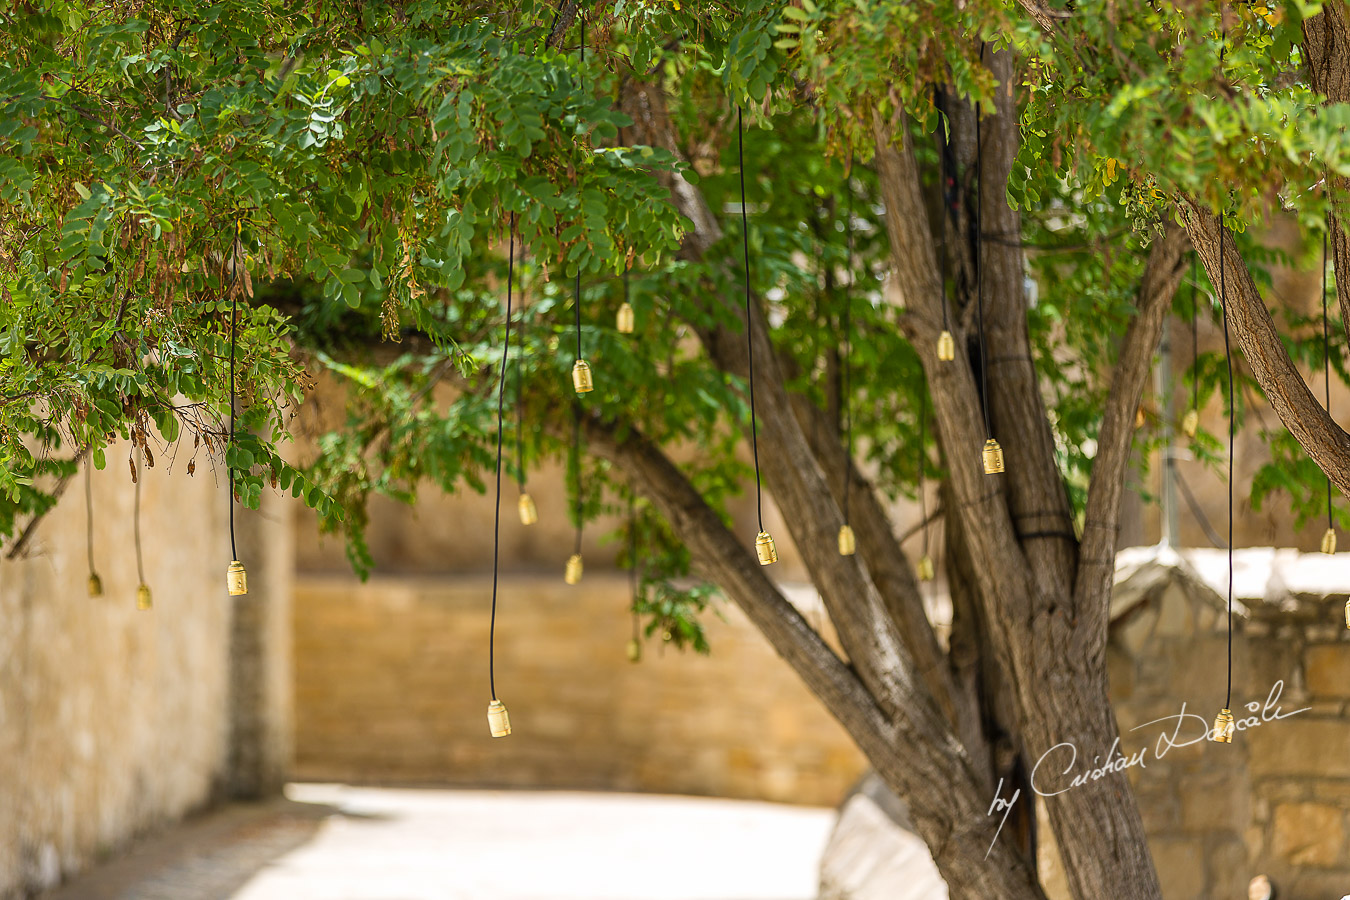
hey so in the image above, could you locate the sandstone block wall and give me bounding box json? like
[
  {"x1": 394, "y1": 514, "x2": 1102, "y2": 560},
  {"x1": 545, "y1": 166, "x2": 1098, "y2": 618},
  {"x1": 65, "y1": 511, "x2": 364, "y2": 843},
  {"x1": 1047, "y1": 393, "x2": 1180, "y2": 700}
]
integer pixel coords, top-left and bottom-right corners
[
  {"x1": 292, "y1": 572, "x2": 866, "y2": 806},
  {"x1": 0, "y1": 446, "x2": 232, "y2": 898}
]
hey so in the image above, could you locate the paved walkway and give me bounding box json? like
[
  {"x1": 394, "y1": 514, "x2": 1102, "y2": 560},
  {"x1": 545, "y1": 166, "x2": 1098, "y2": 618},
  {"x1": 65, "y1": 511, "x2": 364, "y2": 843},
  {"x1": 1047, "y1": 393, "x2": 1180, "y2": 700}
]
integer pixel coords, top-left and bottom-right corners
[{"x1": 50, "y1": 785, "x2": 835, "y2": 900}]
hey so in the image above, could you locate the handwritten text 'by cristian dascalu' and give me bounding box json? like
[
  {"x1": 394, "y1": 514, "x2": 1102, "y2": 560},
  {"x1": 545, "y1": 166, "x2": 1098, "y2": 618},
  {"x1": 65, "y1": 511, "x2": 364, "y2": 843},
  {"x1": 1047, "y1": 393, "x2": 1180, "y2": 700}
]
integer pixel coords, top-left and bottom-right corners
[{"x1": 985, "y1": 680, "x2": 1308, "y2": 858}]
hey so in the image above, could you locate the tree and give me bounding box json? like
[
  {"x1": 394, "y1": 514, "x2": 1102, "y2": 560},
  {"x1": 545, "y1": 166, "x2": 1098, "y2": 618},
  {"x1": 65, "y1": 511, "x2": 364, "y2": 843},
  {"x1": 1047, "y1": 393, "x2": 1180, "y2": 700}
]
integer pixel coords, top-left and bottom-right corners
[{"x1": 3, "y1": 2, "x2": 1348, "y2": 898}]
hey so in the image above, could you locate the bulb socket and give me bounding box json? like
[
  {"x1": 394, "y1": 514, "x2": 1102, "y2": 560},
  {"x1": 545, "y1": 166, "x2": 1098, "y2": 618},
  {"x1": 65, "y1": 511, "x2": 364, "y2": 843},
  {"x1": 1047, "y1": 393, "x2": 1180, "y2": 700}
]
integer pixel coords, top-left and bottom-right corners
[
  {"x1": 1344, "y1": 598, "x2": 1349, "y2": 630},
  {"x1": 87, "y1": 573, "x2": 103, "y2": 598},
  {"x1": 1211, "y1": 708, "x2": 1235, "y2": 743},
  {"x1": 755, "y1": 531, "x2": 778, "y2": 566},
  {"x1": 136, "y1": 583, "x2": 152, "y2": 611},
  {"x1": 626, "y1": 638, "x2": 641, "y2": 662},
  {"x1": 487, "y1": 699, "x2": 512, "y2": 738},
  {"x1": 1322, "y1": 528, "x2": 1337, "y2": 555},
  {"x1": 616, "y1": 302, "x2": 635, "y2": 334},
  {"x1": 572, "y1": 359, "x2": 594, "y2": 393},
  {"x1": 518, "y1": 493, "x2": 538, "y2": 526},
  {"x1": 837, "y1": 524, "x2": 856, "y2": 556},
  {"x1": 982, "y1": 438, "x2": 1005, "y2": 475},
  {"x1": 1181, "y1": 408, "x2": 1200, "y2": 439},
  {"x1": 917, "y1": 554, "x2": 935, "y2": 582},
  {"x1": 936, "y1": 331, "x2": 955, "y2": 362},
  {"x1": 565, "y1": 553, "x2": 584, "y2": 585},
  {"x1": 227, "y1": 560, "x2": 248, "y2": 596}
]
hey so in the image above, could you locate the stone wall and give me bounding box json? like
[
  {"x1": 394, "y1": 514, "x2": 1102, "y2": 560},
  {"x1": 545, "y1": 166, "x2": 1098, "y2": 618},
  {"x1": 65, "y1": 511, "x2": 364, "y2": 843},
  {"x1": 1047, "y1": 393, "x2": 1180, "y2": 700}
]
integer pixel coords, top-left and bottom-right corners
[
  {"x1": 1103, "y1": 547, "x2": 1350, "y2": 900},
  {"x1": 0, "y1": 443, "x2": 291, "y2": 898},
  {"x1": 292, "y1": 572, "x2": 866, "y2": 806}
]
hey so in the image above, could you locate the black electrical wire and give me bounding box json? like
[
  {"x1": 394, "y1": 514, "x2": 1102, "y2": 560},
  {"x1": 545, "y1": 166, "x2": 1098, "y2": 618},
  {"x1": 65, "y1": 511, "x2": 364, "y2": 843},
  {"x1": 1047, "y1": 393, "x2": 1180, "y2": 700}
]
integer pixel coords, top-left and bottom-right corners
[
  {"x1": 1218, "y1": 216, "x2": 1233, "y2": 710},
  {"x1": 1323, "y1": 228, "x2": 1333, "y2": 531},
  {"x1": 628, "y1": 490, "x2": 639, "y2": 644},
  {"x1": 134, "y1": 445, "x2": 146, "y2": 587},
  {"x1": 1191, "y1": 254, "x2": 1199, "y2": 412},
  {"x1": 228, "y1": 236, "x2": 240, "y2": 562},
  {"x1": 489, "y1": 212, "x2": 516, "y2": 702},
  {"x1": 975, "y1": 110, "x2": 992, "y2": 439},
  {"x1": 738, "y1": 107, "x2": 764, "y2": 531},
  {"x1": 842, "y1": 165, "x2": 854, "y2": 526},
  {"x1": 573, "y1": 404, "x2": 583, "y2": 556},
  {"x1": 573, "y1": 10, "x2": 585, "y2": 367},
  {"x1": 919, "y1": 389, "x2": 929, "y2": 559},
  {"x1": 85, "y1": 461, "x2": 95, "y2": 577},
  {"x1": 936, "y1": 91, "x2": 955, "y2": 334}
]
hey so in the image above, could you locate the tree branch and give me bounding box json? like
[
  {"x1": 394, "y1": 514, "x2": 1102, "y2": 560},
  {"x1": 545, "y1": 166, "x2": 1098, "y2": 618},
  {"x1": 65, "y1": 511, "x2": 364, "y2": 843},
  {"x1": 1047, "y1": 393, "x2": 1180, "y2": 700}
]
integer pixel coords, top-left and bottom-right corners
[
  {"x1": 1073, "y1": 222, "x2": 1189, "y2": 649},
  {"x1": 1302, "y1": 0, "x2": 1350, "y2": 338},
  {"x1": 1179, "y1": 200, "x2": 1350, "y2": 498}
]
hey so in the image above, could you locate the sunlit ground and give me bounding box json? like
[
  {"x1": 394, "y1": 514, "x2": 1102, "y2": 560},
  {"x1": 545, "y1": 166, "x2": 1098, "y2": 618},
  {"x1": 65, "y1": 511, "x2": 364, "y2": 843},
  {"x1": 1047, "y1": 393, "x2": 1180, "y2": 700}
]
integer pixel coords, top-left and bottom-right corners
[{"x1": 52, "y1": 784, "x2": 835, "y2": 900}]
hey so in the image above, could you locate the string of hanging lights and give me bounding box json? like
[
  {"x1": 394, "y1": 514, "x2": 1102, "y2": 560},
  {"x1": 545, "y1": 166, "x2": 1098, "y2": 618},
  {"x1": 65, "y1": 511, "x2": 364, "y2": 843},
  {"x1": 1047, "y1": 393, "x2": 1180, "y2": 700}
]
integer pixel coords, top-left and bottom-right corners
[
  {"x1": 486, "y1": 212, "x2": 519, "y2": 739},
  {"x1": 737, "y1": 107, "x2": 776, "y2": 566},
  {"x1": 226, "y1": 233, "x2": 248, "y2": 597},
  {"x1": 838, "y1": 167, "x2": 857, "y2": 557},
  {"x1": 570, "y1": 12, "x2": 594, "y2": 395},
  {"x1": 1211, "y1": 212, "x2": 1237, "y2": 744},
  {"x1": 1183, "y1": 254, "x2": 1201, "y2": 440},
  {"x1": 85, "y1": 462, "x2": 102, "y2": 597}
]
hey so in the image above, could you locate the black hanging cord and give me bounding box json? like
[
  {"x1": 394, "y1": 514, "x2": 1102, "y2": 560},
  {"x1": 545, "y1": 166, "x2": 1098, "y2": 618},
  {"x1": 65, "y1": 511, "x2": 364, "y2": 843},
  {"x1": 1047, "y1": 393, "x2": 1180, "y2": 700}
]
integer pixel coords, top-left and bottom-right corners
[
  {"x1": 936, "y1": 92, "x2": 955, "y2": 333},
  {"x1": 1218, "y1": 216, "x2": 1234, "y2": 710},
  {"x1": 842, "y1": 164, "x2": 855, "y2": 526},
  {"x1": 738, "y1": 107, "x2": 765, "y2": 531},
  {"x1": 975, "y1": 109, "x2": 992, "y2": 438},
  {"x1": 628, "y1": 490, "x2": 640, "y2": 641},
  {"x1": 134, "y1": 445, "x2": 146, "y2": 586},
  {"x1": 228, "y1": 233, "x2": 241, "y2": 562},
  {"x1": 515, "y1": 347, "x2": 526, "y2": 491},
  {"x1": 489, "y1": 212, "x2": 517, "y2": 702},
  {"x1": 1323, "y1": 228, "x2": 1334, "y2": 531},
  {"x1": 1191, "y1": 254, "x2": 1199, "y2": 412},
  {"x1": 573, "y1": 404, "x2": 583, "y2": 555},
  {"x1": 573, "y1": 10, "x2": 585, "y2": 365},
  {"x1": 85, "y1": 461, "x2": 95, "y2": 575},
  {"x1": 919, "y1": 389, "x2": 929, "y2": 558}
]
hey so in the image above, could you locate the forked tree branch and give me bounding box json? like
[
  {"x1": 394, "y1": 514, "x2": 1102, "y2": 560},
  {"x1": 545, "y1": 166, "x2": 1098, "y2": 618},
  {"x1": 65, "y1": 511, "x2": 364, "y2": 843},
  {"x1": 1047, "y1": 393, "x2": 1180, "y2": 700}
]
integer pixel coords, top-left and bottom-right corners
[{"x1": 1302, "y1": 0, "x2": 1350, "y2": 339}]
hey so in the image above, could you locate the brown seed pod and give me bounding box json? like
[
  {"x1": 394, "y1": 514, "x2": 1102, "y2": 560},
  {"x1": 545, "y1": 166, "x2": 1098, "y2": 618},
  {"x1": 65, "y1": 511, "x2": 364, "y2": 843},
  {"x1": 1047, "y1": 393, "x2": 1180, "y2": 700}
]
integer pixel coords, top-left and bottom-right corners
[
  {"x1": 129, "y1": 458, "x2": 137, "y2": 484},
  {"x1": 144, "y1": 447, "x2": 154, "y2": 468},
  {"x1": 187, "y1": 459, "x2": 196, "y2": 476}
]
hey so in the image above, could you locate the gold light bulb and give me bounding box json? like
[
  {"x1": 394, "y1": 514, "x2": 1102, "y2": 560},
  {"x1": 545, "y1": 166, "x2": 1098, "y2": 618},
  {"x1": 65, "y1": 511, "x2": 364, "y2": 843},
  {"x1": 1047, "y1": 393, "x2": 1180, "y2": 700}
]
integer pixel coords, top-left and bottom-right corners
[
  {"x1": 616, "y1": 302, "x2": 635, "y2": 334},
  {"x1": 755, "y1": 531, "x2": 778, "y2": 566},
  {"x1": 564, "y1": 553, "x2": 584, "y2": 585},
  {"x1": 572, "y1": 359, "x2": 594, "y2": 393},
  {"x1": 227, "y1": 560, "x2": 248, "y2": 596},
  {"x1": 917, "y1": 554, "x2": 935, "y2": 582},
  {"x1": 936, "y1": 331, "x2": 955, "y2": 362},
  {"x1": 982, "y1": 439, "x2": 1005, "y2": 475},
  {"x1": 837, "y1": 524, "x2": 856, "y2": 556},
  {"x1": 487, "y1": 699, "x2": 511, "y2": 737},
  {"x1": 626, "y1": 639, "x2": 641, "y2": 662},
  {"x1": 1182, "y1": 408, "x2": 1199, "y2": 439},
  {"x1": 1321, "y1": 528, "x2": 1336, "y2": 555},
  {"x1": 136, "y1": 584, "x2": 152, "y2": 611},
  {"x1": 87, "y1": 573, "x2": 103, "y2": 597},
  {"x1": 1211, "y1": 708, "x2": 1235, "y2": 743},
  {"x1": 518, "y1": 493, "x2": 538, "y2": 526}
]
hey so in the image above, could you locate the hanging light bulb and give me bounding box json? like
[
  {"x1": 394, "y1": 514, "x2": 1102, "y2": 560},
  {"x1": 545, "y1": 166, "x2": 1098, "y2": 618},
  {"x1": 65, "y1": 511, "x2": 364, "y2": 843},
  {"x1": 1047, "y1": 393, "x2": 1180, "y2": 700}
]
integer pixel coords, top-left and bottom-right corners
[
  {"x1": 936, "y1": 331, "x2": 955, "y2": 362},
  {"x1": 837, "y1": 524, "x2": 856, "y2": 556},
  {"x1": 982, "y1": 438, "x2": 1005, "y2": 475},
  {"x1": 1182, "y1": 408, "x2": 1200, "y2": 439},
  {"x1": 518, "y1": 493, "x2": 538, "y2": 526},
  {"x1": 626, "y1": 638, "x2": 641, "y2": 662},
  {"x1": 755, "y1": 531, "x2": 778, "y2": 565},
  {"x1": 227, "y1": 560, "x2": 248, "y2": 595},
  {"x1": 1211, "y1": 707, "x2": 1235, "y2": 743},
  {"x1": 1323, "y1": 527, "x2": 1337, "y2": 555},
  {"x1": 487, "y1": 698, "x2": 512, "y2": 737},
  {"x1": 137, "y1": 583, "x2": 152, "y2": 611},
  {"x1": 917, "y1": 554, "x2": 935, "y2": 582},
  {"x1": 572, "y1": 358, "x2": 594, "y2": 393},
  {"x1": 616, "y1": 265, "x2": 635, "y2": 334},
  {"x1": 88, "y1": 573, "x2": 103, "y2": 597},
  {"x1": 565, "y1": 553, "x2": 584, "y2": 585}
]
